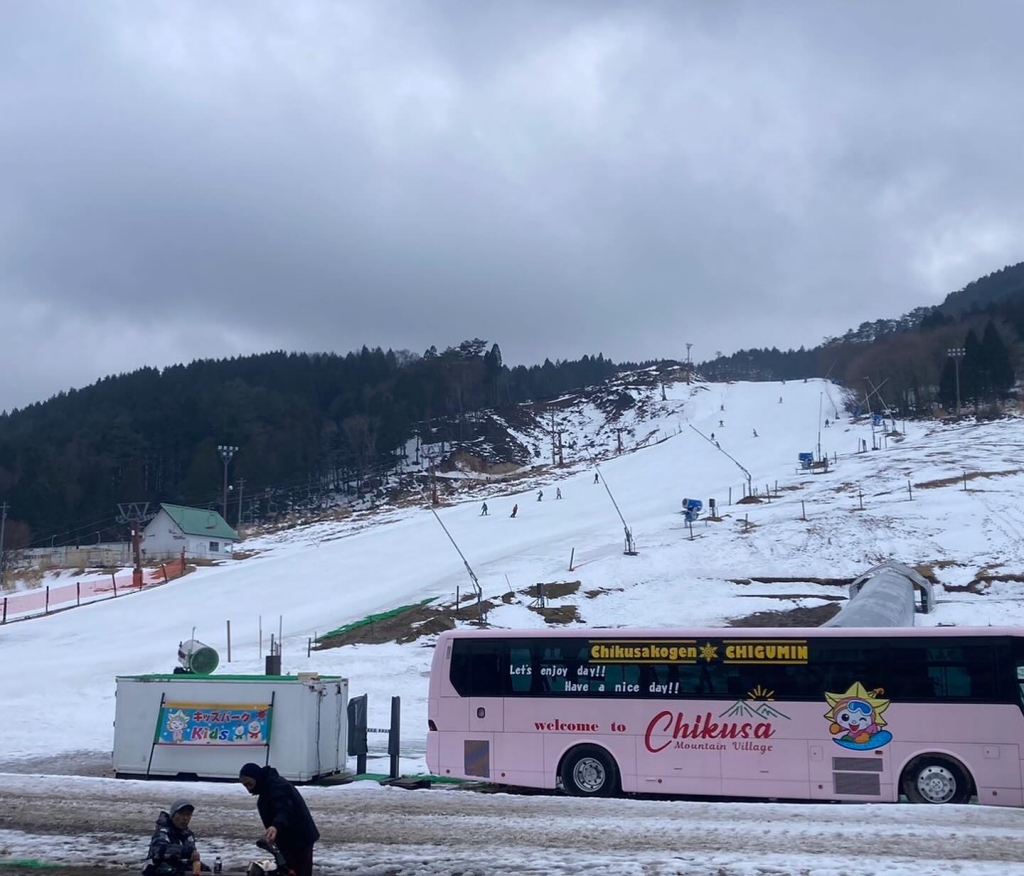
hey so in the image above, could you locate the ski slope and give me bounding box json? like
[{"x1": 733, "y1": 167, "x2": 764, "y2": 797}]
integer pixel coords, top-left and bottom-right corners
[{"x1": 2, "y1": 378, "x2": 1024, "y2": 773}]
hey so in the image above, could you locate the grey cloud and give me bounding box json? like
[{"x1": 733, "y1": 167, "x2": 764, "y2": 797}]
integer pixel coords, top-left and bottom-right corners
[{"x1": 2, "y1": 0, "x2": 1024, "y2": 411}]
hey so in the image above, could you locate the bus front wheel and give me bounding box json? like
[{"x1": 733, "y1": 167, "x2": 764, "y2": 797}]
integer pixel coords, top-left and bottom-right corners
[
  {"x1": 560, "y1": 745, "x2": 619, "y2": 797},
  {"x1": 902, "y1": 756, "x2": 972, "y2": 805}
]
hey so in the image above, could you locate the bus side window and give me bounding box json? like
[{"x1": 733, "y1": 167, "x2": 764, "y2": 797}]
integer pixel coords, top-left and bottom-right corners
[
  {"x1": 536, "y1": 641, "x2": 587, "y2": 694},
  {"x1": 696, "y1": 663, "x2": 717, "y2": 695},
  {"x1": 643, "y1": 665, "x2": 670, "y2": 695},
  {"x1": 450, "y1": 640, "x2": 505, "y2": 696},
  {"x1": 930, "y1": 665, "x2": 970, "y2": 698},
  {"x1": 925, "y1": 644, "x2": 997, "y2": 700},
  {"x1": 468, "y1": 647, "x2": 504, "y2": 696},
  {"x1": 509, "y1": 646, "x2": 533, "y2": 694},
  {"x1": 602, "y1": 663, "x2": 640, "y2": 694}
]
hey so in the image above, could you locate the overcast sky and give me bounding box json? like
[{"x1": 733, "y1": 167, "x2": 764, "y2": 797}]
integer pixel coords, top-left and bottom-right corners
[{"x1": 2, "y1": 1, "x2": 1023, "y2": 412}]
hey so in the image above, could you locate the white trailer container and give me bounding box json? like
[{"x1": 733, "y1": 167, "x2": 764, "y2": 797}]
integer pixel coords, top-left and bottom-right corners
[{"x1": 113, "y1": 673, "x2": 348, "y2": 783}]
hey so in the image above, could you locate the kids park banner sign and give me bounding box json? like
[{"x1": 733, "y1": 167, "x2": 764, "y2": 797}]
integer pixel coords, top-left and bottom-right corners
[{"x1": 155, "y1": 701, "x2": 273, "y2": 745}]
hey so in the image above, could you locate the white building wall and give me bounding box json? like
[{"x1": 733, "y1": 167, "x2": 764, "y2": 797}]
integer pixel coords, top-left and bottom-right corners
[
  {"x1": 141, "y1": 509, "x2": 236, "y2": 560},
  {"x1": 142, "y1": 509, "x2": 188, "y2": 559}
]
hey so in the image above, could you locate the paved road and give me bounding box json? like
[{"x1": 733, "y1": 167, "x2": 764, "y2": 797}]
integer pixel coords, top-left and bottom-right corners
[{"x1": 3, "y1": 774, "x2": 1024, "y2": 875}]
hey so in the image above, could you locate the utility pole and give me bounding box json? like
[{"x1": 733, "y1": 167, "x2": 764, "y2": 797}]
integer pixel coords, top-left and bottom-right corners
[
  {"x1": 237, "y1": 477, "x2": 245, "y2": 526},
  {"x1": 947, "y1": 347, "x2": 964, "y2": 416},
  {"x1": 0, "y1": 501, "x2": 8, "y2": 585},
  {"x1": 131, "y1": 525, "x2": 143, "y2": 586},
  {"x1": 686, "y1": 342, "x2": 693, "y2": 384},
  {"x1": 217, "y1": 445, "x2": 239, "y2": 519}
]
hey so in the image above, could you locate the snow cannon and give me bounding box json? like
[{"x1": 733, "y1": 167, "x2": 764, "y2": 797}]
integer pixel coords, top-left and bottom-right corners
[
  {"x1": 798, "y1": 452, "x2": 814, "y2": 470},
  {"x1": 177, "y1": 639, "x2": 220, "y2": 675},
  {"x1": 682, "y1": 498, "x2": 703, "y2": 522}
]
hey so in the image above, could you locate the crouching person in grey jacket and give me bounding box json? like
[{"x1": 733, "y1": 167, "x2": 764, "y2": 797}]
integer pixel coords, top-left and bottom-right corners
[{"x1": 143, "y1": 799, "x2": 206, "y2": 875}]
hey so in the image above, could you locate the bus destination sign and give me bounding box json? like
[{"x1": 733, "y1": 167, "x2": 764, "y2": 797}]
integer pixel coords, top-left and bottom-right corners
[{"x1": 589, "y1": 639, "x2": 808, "y2": 665}]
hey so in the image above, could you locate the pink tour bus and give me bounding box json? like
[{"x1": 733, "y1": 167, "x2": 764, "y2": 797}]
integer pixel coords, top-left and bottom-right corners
[{"x1": 426, "y1": 626, "x2": 1024, "y2": 806}]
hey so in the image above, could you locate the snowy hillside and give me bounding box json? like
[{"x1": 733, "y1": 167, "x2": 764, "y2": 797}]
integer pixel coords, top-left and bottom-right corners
[{"x1": 2, "y1": 377, "x2": 1024, "y2": 776}]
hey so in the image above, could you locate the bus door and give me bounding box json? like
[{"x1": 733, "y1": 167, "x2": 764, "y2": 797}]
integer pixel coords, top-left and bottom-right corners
[
  {"x1": 636, "y1": 664, "x2": 724, "y2": 796},
  {"x1": 463, "y1": 642, "x2": 504, "y2": 780}
]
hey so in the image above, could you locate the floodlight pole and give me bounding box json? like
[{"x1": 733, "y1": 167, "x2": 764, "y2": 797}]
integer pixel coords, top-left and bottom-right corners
[
  {"x1": 217, "y1": 445, "x2": 239, "y2": 519},
  {"x1": 947, "y1": 347, "x2": 964, "y2": 416}
]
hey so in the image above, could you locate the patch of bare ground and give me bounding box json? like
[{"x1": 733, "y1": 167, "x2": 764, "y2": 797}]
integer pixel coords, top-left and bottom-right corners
[
  {"x1": 914, "y1": 469, "x2": 1020, "y2": 489},
  {"x1": 317, "y1": 580, "x2": 585, "y2": 649},
  {"x1": 186, "y1": 556, "x2": 225, "y2": 567},
  {"x1": 736, "y1": 495, "x2": 764, "y2": 505},
  {"x1": 240, "y1": 505, "x2": 355, "y2": 538},
  {"x1": 912, "y1": 564, "x2": 940, "y2": 585},
  {"x1": 735, "y1": 593, "x2": 846, "y2": 601},
  {"x1": 945, "y1": 573, "x2": 1024, "y2": 594},
  {"x1": 441, "y1": 451, "x2": 521, "y2": 476},
  {"x1": 316, "y1": 601, "x2": 487, "y2": 649},
  {"x1": 529, "y1": 604, "x2": 582, "y2": 624},
  {"x1": 729, "y1": 576, "x2": 854, "y2": 586},
  {"x1": 727, "y1": 603, "x2": 842, "y2": 627},
  {"x1": 530, "y1": 580, "x2": 580, "y2": 599},
  {"x1": 583, "y1": 586, "x2": 623, "y2": 599}
]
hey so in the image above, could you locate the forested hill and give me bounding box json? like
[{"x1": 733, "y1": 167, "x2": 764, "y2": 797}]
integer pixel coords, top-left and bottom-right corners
[
  {"x1": 939, "y1": 261, "x2": 1024, "y2": 316},
  {"x1": 0, "y1": 341, "x2": 619, "y2": 549},
  {"x1": 700, "y1": 261, "x2": 1024, "y2": 410}
]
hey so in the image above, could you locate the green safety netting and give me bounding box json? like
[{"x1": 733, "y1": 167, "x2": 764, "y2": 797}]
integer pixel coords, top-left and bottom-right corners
[{"x1": 321, "y1": 597, "x2": 437, "y2": 639}]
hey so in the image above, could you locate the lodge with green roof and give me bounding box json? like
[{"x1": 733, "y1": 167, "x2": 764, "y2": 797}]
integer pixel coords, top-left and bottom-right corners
[{"x1": 141, "y1": 503, "x2": 240, "y2": 560}]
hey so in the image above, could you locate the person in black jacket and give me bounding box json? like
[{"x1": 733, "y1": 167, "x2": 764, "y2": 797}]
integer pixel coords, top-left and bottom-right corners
[
  {"x1": 143, "y1": 799, "x2": 203, "y2": 875},
  {"x1": 239, "y1": 763, "x2": 320, "y2": 876}
]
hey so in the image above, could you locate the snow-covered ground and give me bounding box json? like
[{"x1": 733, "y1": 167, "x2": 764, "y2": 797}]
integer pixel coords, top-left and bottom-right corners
[
  {"x1": 3, "y1": 377, "x2": 1024, "y2": 872},
  {"x1": 3, "y1": 773, "x2": 1024, "y2": 875}
]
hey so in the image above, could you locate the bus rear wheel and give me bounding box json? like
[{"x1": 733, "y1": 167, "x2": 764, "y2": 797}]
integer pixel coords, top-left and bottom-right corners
[
  {"x1": 560, "y1": 745, "x2": 619, "y2": 797},
  {"x1": 902, "y1": 756, "x2": 972, "y2": 805}
]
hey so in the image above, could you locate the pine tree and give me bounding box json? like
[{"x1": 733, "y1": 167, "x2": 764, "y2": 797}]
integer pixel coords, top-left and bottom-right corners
[
  {"x1": 961, "y1": 329, "x2": 984, "y2": 403},
  {"x1": 937, "y1": 359, "x2": 958, "y2": 411},
  {"x1": 981, "y1": 321, "x2": 1015, "y2": 396}
]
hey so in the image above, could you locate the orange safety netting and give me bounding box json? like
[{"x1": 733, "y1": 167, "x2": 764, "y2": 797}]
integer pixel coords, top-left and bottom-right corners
[{"x1": 2, "y1": 559, "x2": 186, "y2": 620}]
